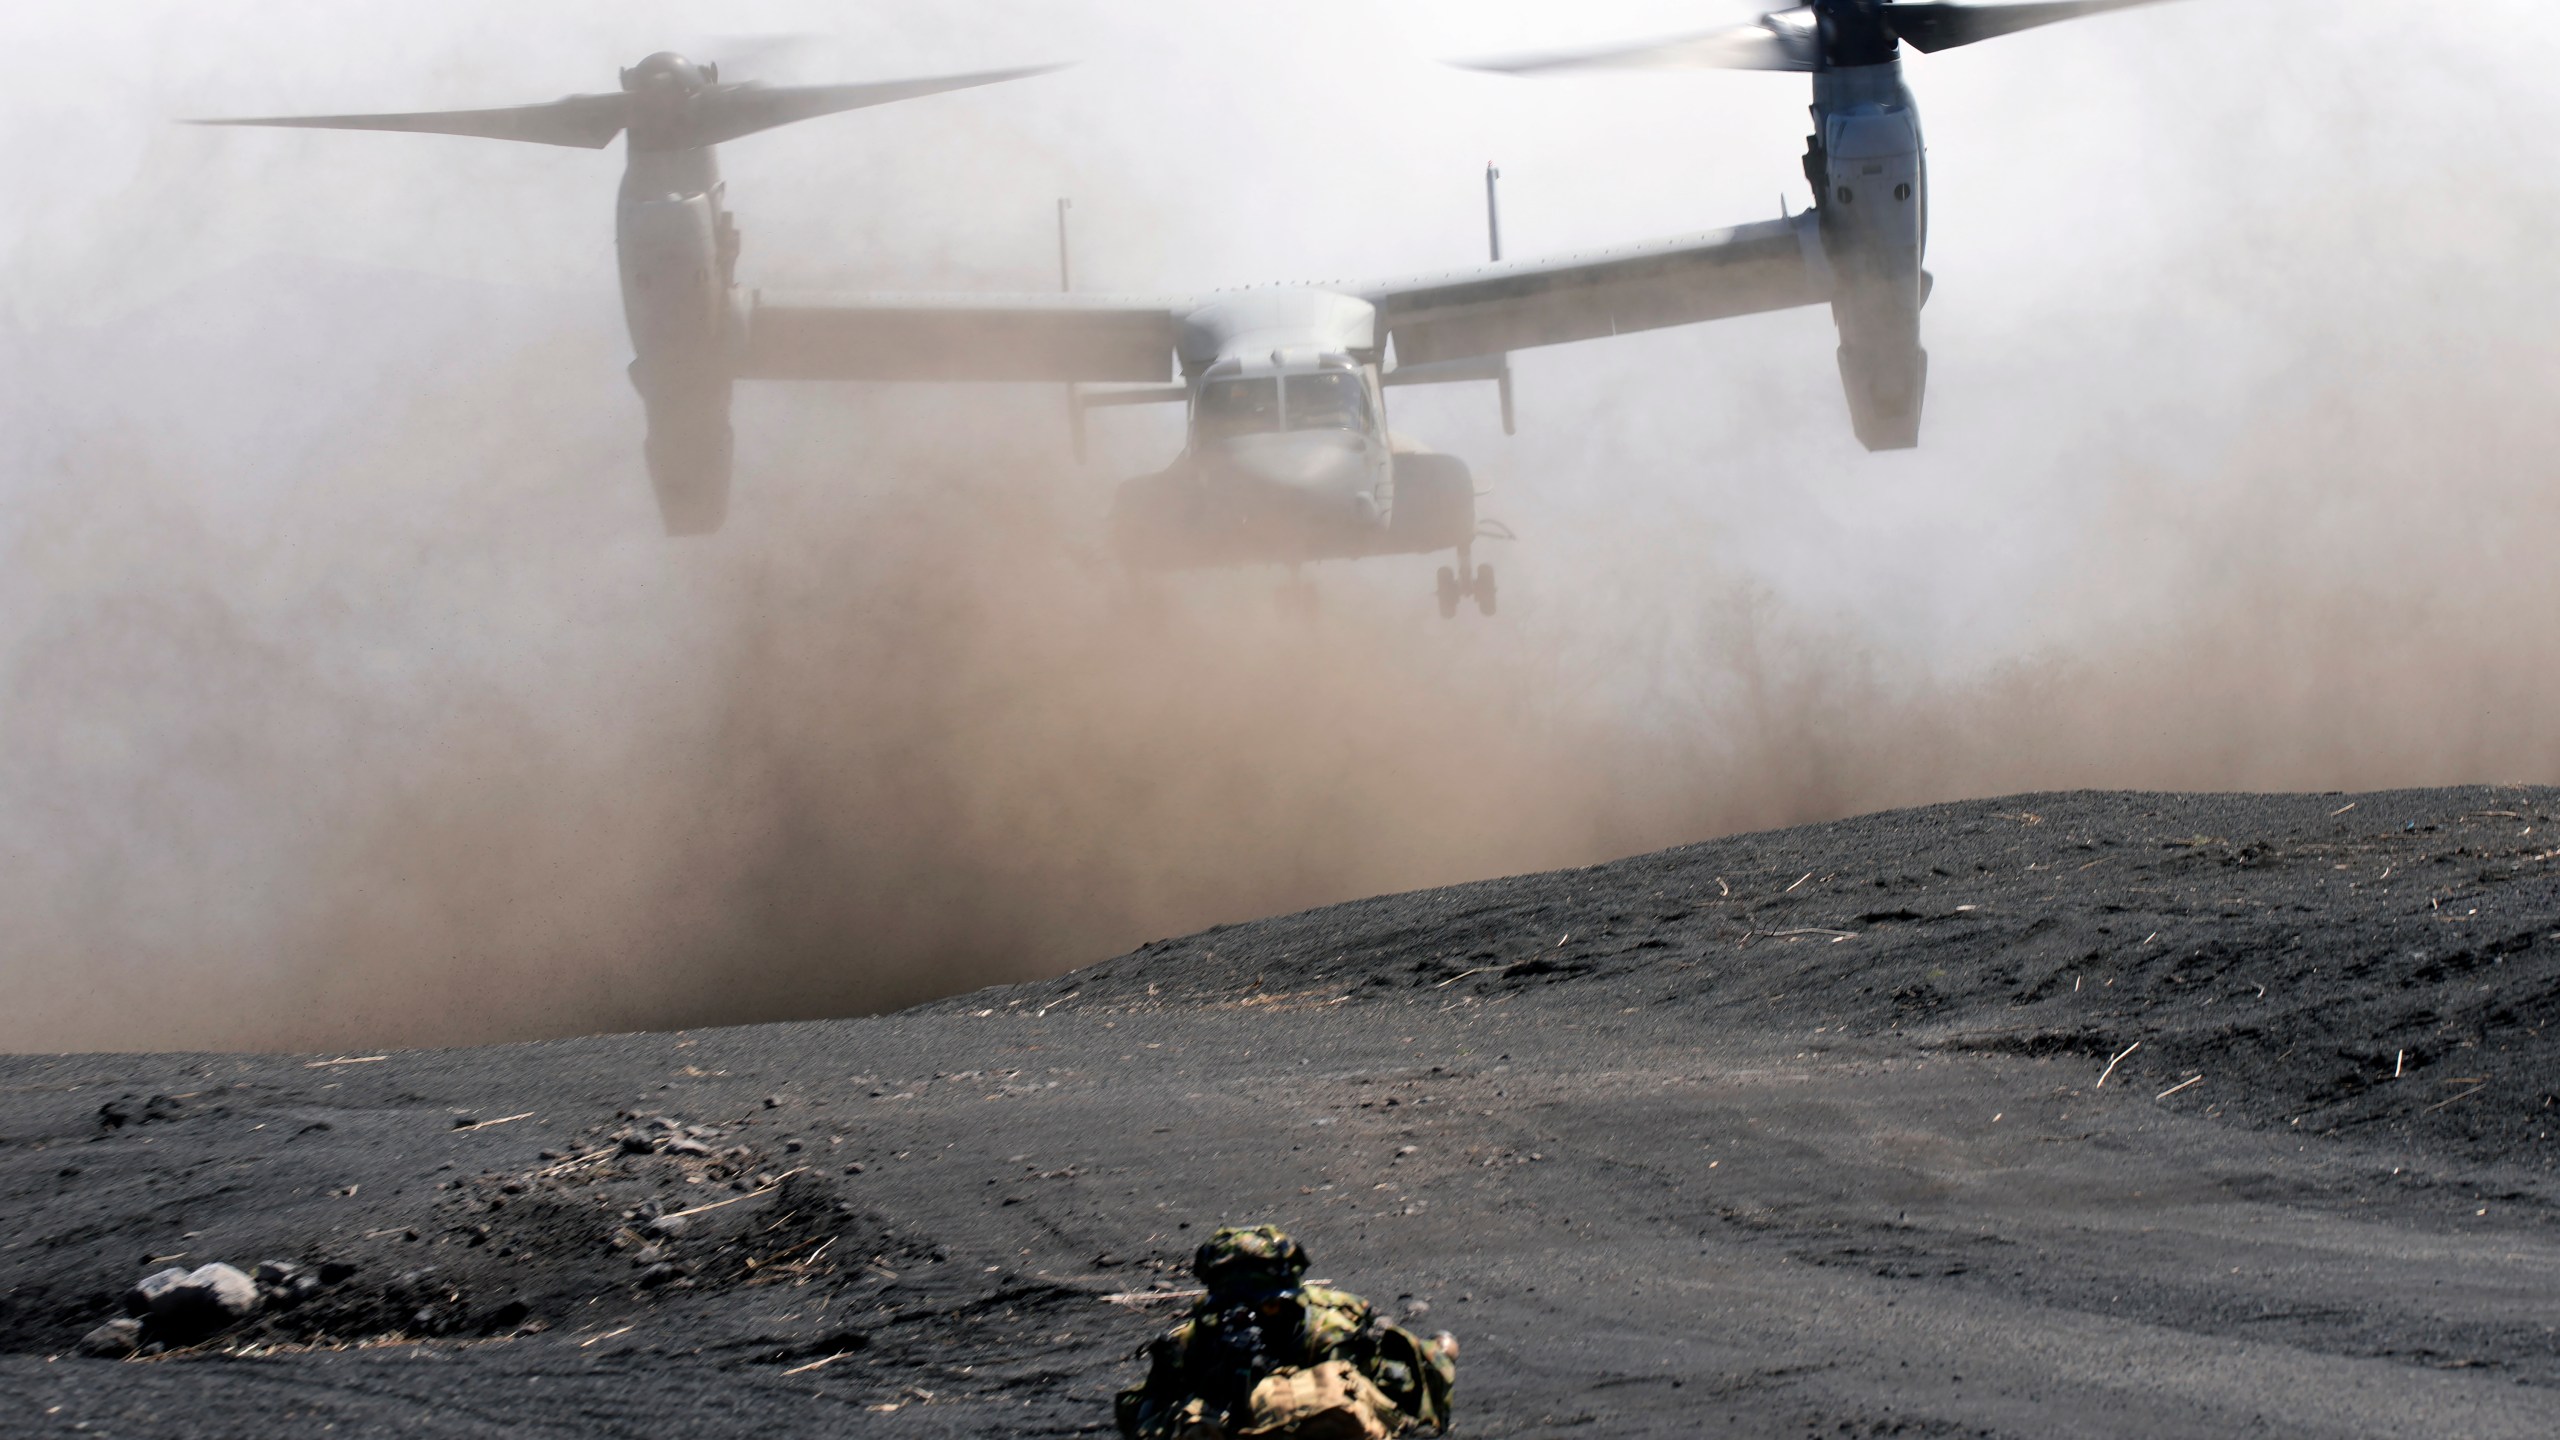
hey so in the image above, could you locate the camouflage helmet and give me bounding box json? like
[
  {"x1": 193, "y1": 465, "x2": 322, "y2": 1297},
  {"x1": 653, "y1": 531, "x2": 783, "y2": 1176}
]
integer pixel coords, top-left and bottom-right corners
[{"x1": 1193, "y1": 1224, "x2": 1309, "y2": 1297}]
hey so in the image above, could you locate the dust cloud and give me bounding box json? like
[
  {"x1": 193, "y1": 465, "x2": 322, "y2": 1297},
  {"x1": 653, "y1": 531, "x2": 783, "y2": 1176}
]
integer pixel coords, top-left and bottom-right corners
[
  {"x1": 0, "y1": 351, "x2": 1722, "y2": 1053},
  {"x1": 3, "y1": 1, "x2": 2559, "y2": 1051}
]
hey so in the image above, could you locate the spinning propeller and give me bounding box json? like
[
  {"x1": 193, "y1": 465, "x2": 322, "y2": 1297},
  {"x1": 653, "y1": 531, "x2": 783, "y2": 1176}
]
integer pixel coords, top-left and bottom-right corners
[
  {"x1": 193, "y1": 47, "x2": 1062, "y2": 535},
  {"x1": 1463, "y1": 0, "x2": 2182, "y2": 75},
  {"x1": 192, "y1": 50, "x2": 1057, "y2": 152}
]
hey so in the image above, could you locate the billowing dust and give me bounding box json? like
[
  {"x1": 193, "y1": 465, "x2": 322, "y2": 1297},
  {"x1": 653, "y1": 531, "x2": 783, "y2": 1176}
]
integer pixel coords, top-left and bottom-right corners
[{"x1": 7, "y1": 320, "x2": 2557, "y2": 1057}]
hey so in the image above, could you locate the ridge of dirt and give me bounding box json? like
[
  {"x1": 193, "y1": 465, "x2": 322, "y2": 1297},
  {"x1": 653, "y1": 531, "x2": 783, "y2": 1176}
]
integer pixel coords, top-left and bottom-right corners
[{"x1": 974, "y1": 787, "x2": 2560, "y2": 1171}]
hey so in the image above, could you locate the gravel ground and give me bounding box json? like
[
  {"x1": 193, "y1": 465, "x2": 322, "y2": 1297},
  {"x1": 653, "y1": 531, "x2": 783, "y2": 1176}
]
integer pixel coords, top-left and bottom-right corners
[{"x1": 5, "y1": 786, "x2": 2558, "y2": 1437}]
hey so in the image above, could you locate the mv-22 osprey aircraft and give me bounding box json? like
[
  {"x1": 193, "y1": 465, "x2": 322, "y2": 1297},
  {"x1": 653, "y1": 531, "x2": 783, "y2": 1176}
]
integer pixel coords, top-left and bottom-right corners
[{"x1": 204, "y1": 0, "x2": 2187, "y2": 618}]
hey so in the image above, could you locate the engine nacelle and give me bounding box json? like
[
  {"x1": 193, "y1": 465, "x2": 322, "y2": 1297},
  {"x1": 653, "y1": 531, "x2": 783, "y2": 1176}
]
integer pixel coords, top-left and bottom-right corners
[
  {"x1": 619, "y1": 191, "x2": 728, "y2": 356},
  {"x1": 1811, "y1": 64, "x2": 1929, "y2": 451},
  {"x1": 628, "y1": 359, "x2": 734, "y2": 535},
  {"x1": 618, "y1": 189, "x2": 737, "y2": 534}
]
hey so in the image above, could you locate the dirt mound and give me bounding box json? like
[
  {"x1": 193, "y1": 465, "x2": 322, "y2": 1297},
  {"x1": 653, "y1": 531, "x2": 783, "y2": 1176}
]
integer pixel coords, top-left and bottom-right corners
[
  {"x1": 0, "y1": 1100, "x2": 936, "y2": 1358},
  {"x1": 988, "y1": 786, "x2": 2560, "y2": 1174},
  {"x1": 227, "y1": 1143, "x2": 915, "y2": 1353}
]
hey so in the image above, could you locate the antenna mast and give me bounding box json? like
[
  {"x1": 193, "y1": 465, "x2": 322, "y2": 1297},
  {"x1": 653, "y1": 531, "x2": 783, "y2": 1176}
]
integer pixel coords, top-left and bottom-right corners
[
  {"x1": 1056, "y1": 196, "x2": 1074, "y2": 292},
  {"x1": 1484, "y1": 164, "x2": 1514, "y2": 435},
  {"x1": 1058, "y1": 198, "x2": 1086, "y2": 461}
]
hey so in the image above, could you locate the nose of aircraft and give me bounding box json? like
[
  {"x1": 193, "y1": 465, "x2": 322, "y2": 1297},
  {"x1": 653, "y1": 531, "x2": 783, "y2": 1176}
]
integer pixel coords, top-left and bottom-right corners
[{"x1": 1215, "y1": 430, "x2": 1370, "y2": 498}]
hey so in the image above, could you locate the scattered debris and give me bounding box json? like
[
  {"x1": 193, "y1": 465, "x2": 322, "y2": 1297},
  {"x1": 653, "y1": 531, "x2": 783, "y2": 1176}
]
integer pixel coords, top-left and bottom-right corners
[
  {"x1": 2096, "y1": 1041, "x2": 2141, "y2": 1089},
  {"x1": 2423, "y1": 1083, "x2": 2489, "y2": 1115},
  {"x1": 95, "y1": 1094, "x2": 184, "y2": 1131}
]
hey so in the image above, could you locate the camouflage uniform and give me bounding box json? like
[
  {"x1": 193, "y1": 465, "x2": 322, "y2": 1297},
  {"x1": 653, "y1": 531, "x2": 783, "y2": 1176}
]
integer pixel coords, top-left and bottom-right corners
[{"x1": 1116, "y1": 1226, "x2": 1458, "y2": 1439}]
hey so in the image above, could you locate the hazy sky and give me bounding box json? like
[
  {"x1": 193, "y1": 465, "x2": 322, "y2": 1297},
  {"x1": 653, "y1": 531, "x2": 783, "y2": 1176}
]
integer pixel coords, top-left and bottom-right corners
[{"x1": 5, "y1": 2, "x2": 2559, "y2": 1050}]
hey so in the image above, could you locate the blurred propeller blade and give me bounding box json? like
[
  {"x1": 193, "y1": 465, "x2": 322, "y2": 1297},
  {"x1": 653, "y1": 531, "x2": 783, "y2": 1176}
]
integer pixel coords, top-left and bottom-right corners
[
  {"x1": 1887, "y1": 0, "x2": 2183, "y2": 53},
  {"x1": 1458, "y1": 8, "x2": 1819, "y2": 74},
  {"x1": 689, "y1": 63, "x2": 1065, "y2": 146},
  {"x1": 192, "y1": 92, "x2": 631, "y2": 149},
  {"x1": 695, "y1": 32, "x2": 828, "y2": 84}
]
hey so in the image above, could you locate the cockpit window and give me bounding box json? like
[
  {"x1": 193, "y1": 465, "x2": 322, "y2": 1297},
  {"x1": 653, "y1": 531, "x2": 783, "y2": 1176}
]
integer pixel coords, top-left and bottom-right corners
[
  {"x1": 1195, "y1": 369, "x2": 1372, "y2": 444},
  {"x1": 1284, "y1": 370, "x2": 1369, "y2": 434},
  {"x1": 1196, "y1": 377, "x2": 1279, "y2": 443}
]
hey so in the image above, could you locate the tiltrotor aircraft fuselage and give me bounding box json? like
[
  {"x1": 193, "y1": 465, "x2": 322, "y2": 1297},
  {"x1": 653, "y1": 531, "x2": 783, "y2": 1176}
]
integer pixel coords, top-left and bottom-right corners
[
  {"x1": 201, "y1": 0, "x2": 2197, "y2": 614},
  {"x1": 737, "y1": 200, "x2": 1835, "y2": 615}
]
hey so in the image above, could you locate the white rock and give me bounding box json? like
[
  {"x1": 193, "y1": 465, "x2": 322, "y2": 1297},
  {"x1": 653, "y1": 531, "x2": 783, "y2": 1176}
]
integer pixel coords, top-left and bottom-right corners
[
  {"x1": 78, "y1": 1317, "x2": 143, "y2": 1358},
  {"x1": 148, "y1": 1262, "x2": 262, "y2": 1337},
  {"x1": 121, "y1": 1267, "x2": 190, "y2": 1317}
]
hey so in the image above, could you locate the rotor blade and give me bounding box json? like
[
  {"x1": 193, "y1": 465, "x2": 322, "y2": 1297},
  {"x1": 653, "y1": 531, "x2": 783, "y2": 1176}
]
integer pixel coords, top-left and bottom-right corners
[
  {"x1": 1888, "y1": 0, "x2": 2183, "y2": 54},
  {"x1": 190, "y1": 92, "x2": 630, "y2": 149},
  {"x1": 1456, "y1": 9, "x2": 1819, "y2": 75},
  {"x1": 697, "y1": 32, "x2": 826, "y2": 83},
  {"x1": 690, "y1": 64, "x2": 1063, "y2": 146}
]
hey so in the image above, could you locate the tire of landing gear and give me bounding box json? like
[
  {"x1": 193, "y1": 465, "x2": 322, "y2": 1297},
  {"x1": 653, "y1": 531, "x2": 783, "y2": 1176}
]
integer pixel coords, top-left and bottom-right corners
[
  {"x1": 1474, "y1": 563, "x2": 1497, "y2": 618},
  {"x1": 1436, "y1": 566, "x2": 1461, "y2": 620}
]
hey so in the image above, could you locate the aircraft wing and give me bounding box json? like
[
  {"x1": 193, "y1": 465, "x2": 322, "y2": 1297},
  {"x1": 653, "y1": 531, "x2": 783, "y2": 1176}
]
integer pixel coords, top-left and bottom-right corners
[
  {"x1": 737, "y1": 292, "x2": 1183, "y2": 384},
  {"x1": 1365, "y1": 214, "x2": 1829, "y2": 367}
]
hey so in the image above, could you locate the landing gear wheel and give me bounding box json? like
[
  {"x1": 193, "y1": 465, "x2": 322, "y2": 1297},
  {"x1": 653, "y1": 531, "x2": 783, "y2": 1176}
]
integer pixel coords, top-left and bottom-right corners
[
  {"x1": 1436, "y1": 566, "x2": 1461, "y2": 620},
  {"x1": 1473, "y1": 563, "x2": 1497, "y2": 618}
]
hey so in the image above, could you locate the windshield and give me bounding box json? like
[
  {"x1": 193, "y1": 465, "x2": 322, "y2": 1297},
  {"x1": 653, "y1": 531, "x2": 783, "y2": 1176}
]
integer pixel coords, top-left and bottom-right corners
[
  {"x1": 1195, "y1": 370, "x2": 1371, "y2": 444},
  {"x1": 1284, "y1": 370, "x2": 1369, "y2": 434},
  {"x1": 1196, "y1": 377, "x2": 1279, "y2": 443}
]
